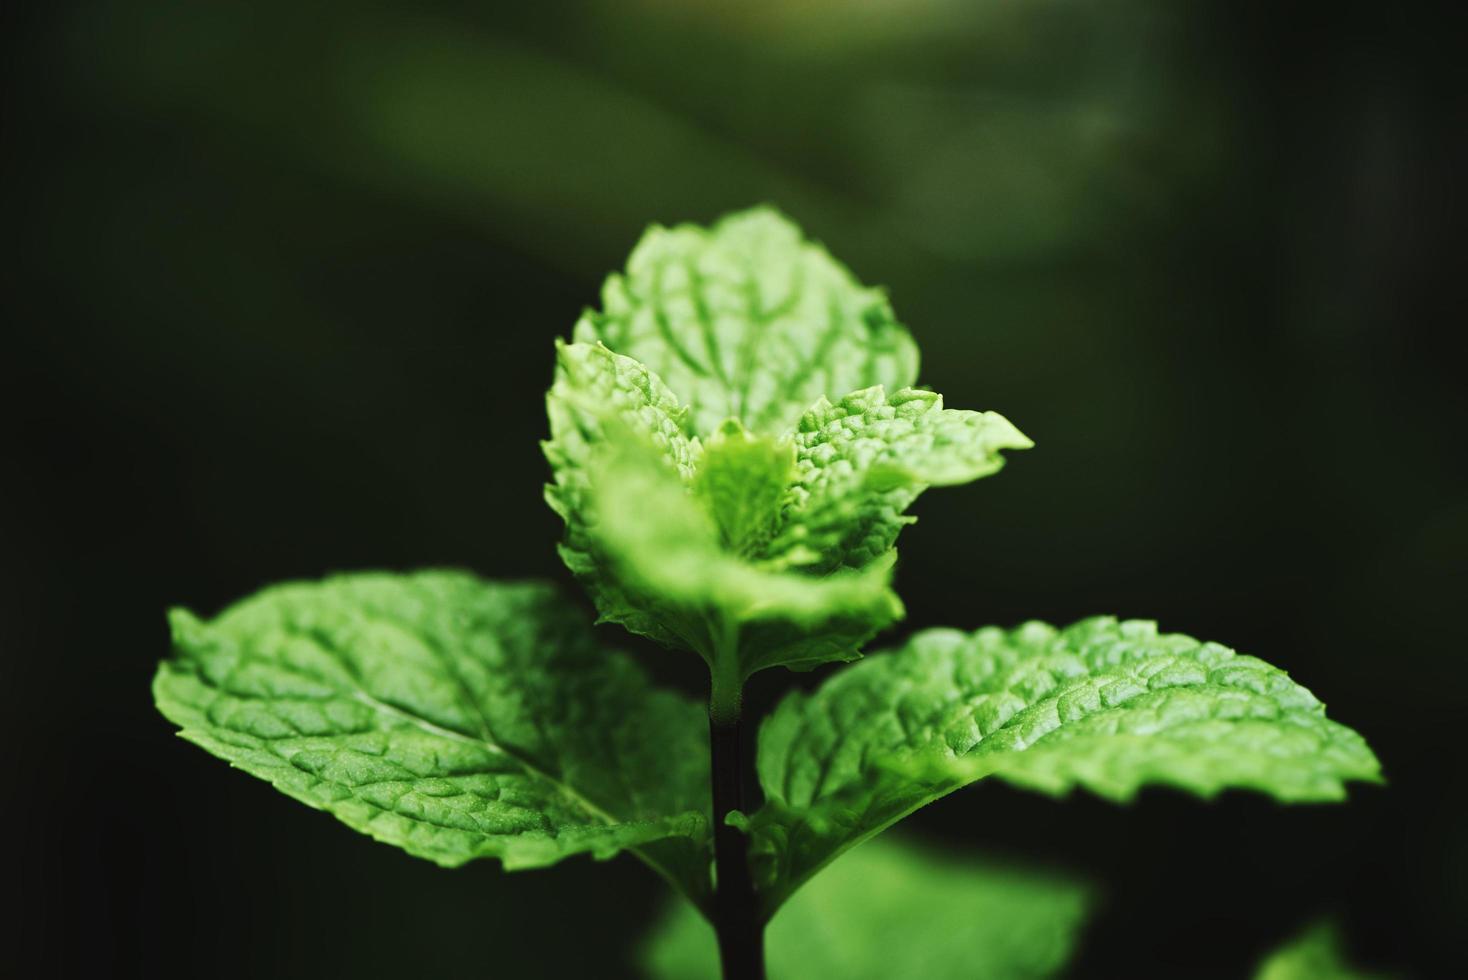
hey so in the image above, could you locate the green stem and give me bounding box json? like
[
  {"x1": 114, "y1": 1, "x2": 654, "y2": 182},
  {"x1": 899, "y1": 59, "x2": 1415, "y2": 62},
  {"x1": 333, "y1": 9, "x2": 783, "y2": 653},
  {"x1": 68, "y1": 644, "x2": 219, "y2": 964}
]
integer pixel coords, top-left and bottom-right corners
[
  {"x1": 708, "y1": 622, "x2": 765, "y2": 980},
  {"x1": 709, "y1": 623, "x2": 744, "y2": 727}
]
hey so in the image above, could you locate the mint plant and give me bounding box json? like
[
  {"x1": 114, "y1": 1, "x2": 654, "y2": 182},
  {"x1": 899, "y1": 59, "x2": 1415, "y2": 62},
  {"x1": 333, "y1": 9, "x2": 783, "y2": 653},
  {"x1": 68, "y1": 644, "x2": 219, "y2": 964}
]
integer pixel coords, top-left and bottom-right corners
[{"x1": 154, "y1": 207, "x2": 1381, "y2": 979}]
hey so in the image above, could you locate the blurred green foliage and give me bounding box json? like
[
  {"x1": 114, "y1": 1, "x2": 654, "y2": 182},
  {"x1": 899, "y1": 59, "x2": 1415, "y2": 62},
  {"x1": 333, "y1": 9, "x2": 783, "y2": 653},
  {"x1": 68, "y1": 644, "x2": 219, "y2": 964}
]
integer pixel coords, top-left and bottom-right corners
[
  {"x1": 642, "y1": 835, "x2": 1090, "y2": 980},
  {"x1": 1253, "y1": 923, "x2": 1392, "y2": 980}
]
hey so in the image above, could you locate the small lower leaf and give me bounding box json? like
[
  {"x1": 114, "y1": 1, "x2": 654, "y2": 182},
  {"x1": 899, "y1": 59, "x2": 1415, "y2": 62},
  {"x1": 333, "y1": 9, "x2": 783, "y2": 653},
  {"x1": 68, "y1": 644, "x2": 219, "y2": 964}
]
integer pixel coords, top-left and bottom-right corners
[
  {"x1": 642, "y1": 835, "x2": 1090, "y2": 980},
  {"x1": 1254, "y1": 922, "x2": 1393, "y2": 980},
  {"x1": 154, "y1": 571, "x2": 713, "y2": 908}
]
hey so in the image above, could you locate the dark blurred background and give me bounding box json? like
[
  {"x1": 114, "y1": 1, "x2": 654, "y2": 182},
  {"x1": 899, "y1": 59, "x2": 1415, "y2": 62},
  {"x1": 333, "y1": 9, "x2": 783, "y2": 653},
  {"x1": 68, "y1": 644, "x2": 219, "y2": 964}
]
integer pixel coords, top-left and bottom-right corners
[{"x1": 3, "y1": 1, "x2": 1461, "y2": 977}]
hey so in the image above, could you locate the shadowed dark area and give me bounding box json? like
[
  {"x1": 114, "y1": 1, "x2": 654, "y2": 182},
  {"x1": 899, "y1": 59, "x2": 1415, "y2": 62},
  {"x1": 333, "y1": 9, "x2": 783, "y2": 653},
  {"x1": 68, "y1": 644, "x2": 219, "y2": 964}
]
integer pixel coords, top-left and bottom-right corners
[{"x1": 3, "y1": 1, "x2": 1459, "y2": 977}]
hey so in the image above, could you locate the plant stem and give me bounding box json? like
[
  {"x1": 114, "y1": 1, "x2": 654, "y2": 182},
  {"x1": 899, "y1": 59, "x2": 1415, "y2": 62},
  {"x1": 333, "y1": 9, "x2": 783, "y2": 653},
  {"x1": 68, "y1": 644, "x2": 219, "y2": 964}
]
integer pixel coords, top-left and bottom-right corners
[
  {"x1": 708, "y1": 622, "x2": 765, "y2": 980},
  {"x1": 709, "y1": 712, "x2": 765, "y2": 980}
]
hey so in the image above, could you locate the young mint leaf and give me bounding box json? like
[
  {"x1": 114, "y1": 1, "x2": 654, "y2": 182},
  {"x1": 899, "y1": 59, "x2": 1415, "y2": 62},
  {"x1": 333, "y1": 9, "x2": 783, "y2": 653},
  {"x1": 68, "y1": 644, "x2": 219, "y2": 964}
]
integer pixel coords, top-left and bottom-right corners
[
  {"x1": 693, "y1": 420, "x2": 796, "y2": 559},
  {"x1": 585, "y1": 433, "x2": 902, "y2": 675},
  {"x1": 544, "y1": 340, "x2": 700, "y2": 650},
  {"x1": 1254, "y1": 922, "x2": 1392, "y2": 980},
  {"x1": 745, "y1": 617, "x2": 1381, "y2": 915},
  {"x1": 543, "y1": 340, "x2": 905, "y2": 677},
  {"x1": 544, "y1": 350, "x2": 1027, "y2": 678},
  {"x1": 766, "y1": 385, "x2": 1032, "y2": 573},
  {"x1": 547, "y1": 213, "x2": 1028, "y2": 678},
  {"x1": 643, "y1": 835, "x2": 1090, "y2": 980},
  {"x1": 574, "y1": 206, "x2": 919, "y2": 439},
  {"x1": 153, "y1": 572, "x2": 713, "y2": 909}
]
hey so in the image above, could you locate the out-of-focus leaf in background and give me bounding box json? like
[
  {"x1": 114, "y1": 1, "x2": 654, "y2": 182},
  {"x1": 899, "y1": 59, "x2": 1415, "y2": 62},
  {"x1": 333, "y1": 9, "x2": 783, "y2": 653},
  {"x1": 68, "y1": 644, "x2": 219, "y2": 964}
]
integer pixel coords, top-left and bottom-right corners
[
  {"x1": 642, "y1": 834, "x2": 1090, "y2": 980},
  {"x1": 1253, "y1": 922, "x2": 1393, "y2": 980}
]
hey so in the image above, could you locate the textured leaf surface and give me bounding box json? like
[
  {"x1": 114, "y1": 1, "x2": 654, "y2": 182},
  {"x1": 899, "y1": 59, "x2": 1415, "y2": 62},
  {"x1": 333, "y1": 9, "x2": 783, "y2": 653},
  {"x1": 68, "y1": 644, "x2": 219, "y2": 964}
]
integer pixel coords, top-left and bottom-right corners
[
  {"x1": 746, "y1": 617, "x2": 1381, "y2": 913},
  {"x1": 544, "y1": 341, "x2": 699, "y2": 649},
  {"x1": 547, "y1": 210, "x2": 1028, "y2": 676},
  {"x1": 153, "y1": 572, "x2": 712, "y2": 906},
  {"x1": 1254, "y1": 923, "x2": 1392, "y2": 980},
  {"x1": 574, "y1": 206, "x2": 919, "y2": 439},
  {"x1": 767, "y1": 385, "x2": 1032, "y2": 572},
  {"x1": 543, "y1": 342, "x2": 904, "y2": 674},
  {"x1": 587, "y1": 435, "x2": 902, "y2": 673},
  {"x1": 542, "y1": 358, "x2": 1026, "y2": 677},
  {"x1": 693, "y1": 420, "x2": 796, "y2": 559},
  {"x1": 643, "y1": 836, "x2": 1090, "y2": 980}
]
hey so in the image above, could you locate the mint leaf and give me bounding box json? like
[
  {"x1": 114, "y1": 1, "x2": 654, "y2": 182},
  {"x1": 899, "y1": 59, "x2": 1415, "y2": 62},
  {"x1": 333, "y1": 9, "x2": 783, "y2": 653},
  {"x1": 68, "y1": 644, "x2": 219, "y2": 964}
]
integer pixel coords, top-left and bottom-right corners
[
  {"x1": 575, "y1": 206, "x2": 919, "y2": 439},
  {"x1": 643, "y1": 835, "x2": 1090, "y2": 980},
  {"x1": 544, "y1": 340, "x2": 905, "y2": 676},
  {"x1": 694, "y1": 420, "x2": 796, "y2": 559},
  {"x1": 544, "y1": 353, "x2": 1027, "y2": 677},
  {"x1": 153, "y1": 572, "x2": 713, "y2": 907},
  {"x1": 767, "y1": 386, "x2": 1032, "y2": 573},
  {"x1": 548, "y1": 212, "x2": 1028, "y2": 678},
  {"x1": 746, "y1": 617, "x2": 1381, "y2": 914},
  {"x1": 1255, "y1": 922, "x2": 1391, "y2": 980},
  {"x1": 544, "y1": 340, "x2": 700, "y2": 650},
  {"x1": 586, "y1": 433, "x2": 902, "y2": 675}
]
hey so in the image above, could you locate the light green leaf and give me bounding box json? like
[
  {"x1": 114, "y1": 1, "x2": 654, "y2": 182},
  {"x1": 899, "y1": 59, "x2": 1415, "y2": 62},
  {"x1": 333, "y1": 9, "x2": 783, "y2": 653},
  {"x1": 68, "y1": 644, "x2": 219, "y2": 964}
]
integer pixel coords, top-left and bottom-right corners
[
  {"x1": 693, "y1": 420, "x2": 796, "y2": 559},
  {"x1": 746, "y1": 617, "x2": 1381, "y2": 915},
  {"x1": 575, "y1": 389, "x2": 1031, "y2": 674},
  {"x1": 153, "y1": 571, "x2": 713, "y2": 908},
  {"x1": 543, "y1": 341, "x2": 905, "y2": 676},
  {"x1": 548, "y1": 211, "x2": 1029, "y2": 677},
  {"x1": 575, "y1": 206, "x2": 919, "y2": 439},
  {"x1": 544, "y1": 340, "x2": 700, "y2": 649},
  {"x1": 543, "y1": 357, "x2": 1027, "y2": 678},
  {"x1": 642, "y1": 835, "x2": 1090, "y2": 980},
  {"x1": 1255, "y1": 922, "x2": 1392, "y2": 980},
  {"x1": 768, "y1": 385, "x2": 1032, "y2": 572},
  {"x1": 586, "y1": 434, "x2": 903, "y2": 675}
]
